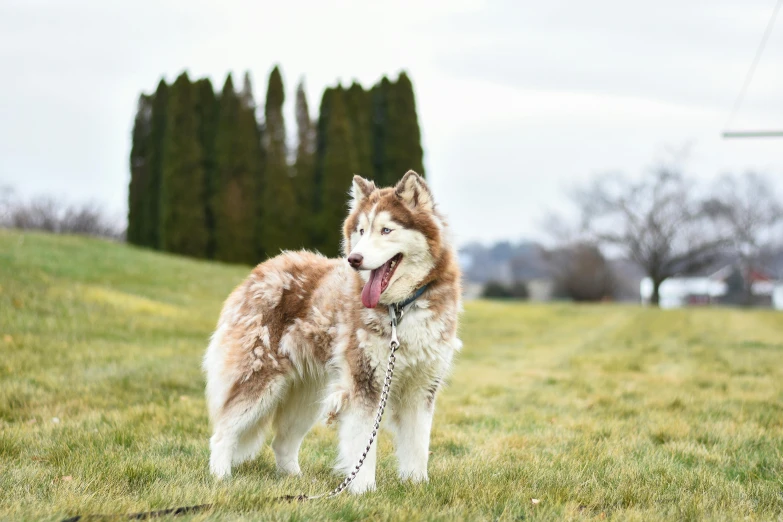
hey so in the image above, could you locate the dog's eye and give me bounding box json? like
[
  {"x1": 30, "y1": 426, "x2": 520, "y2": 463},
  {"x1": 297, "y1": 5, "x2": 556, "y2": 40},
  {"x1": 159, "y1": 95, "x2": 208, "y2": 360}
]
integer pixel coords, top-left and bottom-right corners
[
  {"x1": 359, "y1": 229, "x2": 364, "y2": 236},
  {"x1": 381, "y1": 228, "x2": 392, "y2": 235}
]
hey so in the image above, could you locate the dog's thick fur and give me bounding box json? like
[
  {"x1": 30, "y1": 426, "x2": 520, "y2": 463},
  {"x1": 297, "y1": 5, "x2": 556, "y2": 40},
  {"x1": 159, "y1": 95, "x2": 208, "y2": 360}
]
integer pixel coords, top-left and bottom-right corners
[{"x1": 203, "y1": 171, "x2": 462, "y2": 493}]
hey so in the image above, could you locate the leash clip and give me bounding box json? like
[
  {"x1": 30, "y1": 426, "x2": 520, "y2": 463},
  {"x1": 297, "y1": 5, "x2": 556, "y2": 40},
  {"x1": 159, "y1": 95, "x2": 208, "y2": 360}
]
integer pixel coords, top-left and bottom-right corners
[{"x1": 389, "y1": 305, "x2": 401, "y2": 349}]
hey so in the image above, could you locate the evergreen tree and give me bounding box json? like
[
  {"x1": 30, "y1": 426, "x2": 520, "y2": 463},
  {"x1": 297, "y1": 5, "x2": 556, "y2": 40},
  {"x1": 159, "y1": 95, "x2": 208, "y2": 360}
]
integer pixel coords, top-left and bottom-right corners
[
  {"x1": 194, "y1": 78, "x2": 219, "y2": 258},
  {"x1": 369, "y1": 77, "x2": 392, "y2": 186},
  {"x1": 212, "y1": 73, "x2": 261, "y2": 264},
  {"x1": 370, "y1": 72, "x2": 425, "y2": 187},
  {"x1": 159, "y1": 72, "x2": 208, "y2": 258},
  {"x1": 128, "y1": 94, "x2": 152, "y2": 246},
  {"x1": 344, "y1": 82, "x2": 373, "y2": 178},
  {"x1": 145, "y1": 79, "x2": 169, "y2": 248},
  {"x1": 313, "y1": 87, "x2": 335, "y2": 216},
  {"x1": 390, "y1": 72, "x2": 425, "y2": 177},
  {"x1": 317, "y1": 88, "x2": 358, "y2": 257},
  {"x1": 246, "y1": 75, "x2": 267, "y2": 262},
  {"x1": 260, "y1": 66, "x2": 300, "y2": 255},
  {"x1": 293, "y1": 79, "x2": 317, "y2": 247},
  {"x1": 237, "y1": 73, "x2": 268, "y2": 262}
]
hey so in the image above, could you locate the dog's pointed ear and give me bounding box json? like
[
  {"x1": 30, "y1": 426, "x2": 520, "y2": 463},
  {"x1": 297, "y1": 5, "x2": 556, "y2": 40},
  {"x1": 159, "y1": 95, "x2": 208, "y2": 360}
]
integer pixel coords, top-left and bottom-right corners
[
  {"x1": 350, "y1": 175, "x2": 376, "y2": 211},
  {"x1": 394, "y1": 170, "x2": 433, "y2": 211}
]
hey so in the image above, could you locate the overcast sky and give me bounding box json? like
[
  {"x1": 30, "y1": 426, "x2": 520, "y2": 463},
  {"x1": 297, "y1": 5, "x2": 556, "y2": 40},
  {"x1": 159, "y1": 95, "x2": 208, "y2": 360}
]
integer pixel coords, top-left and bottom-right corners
[{"x1": 1, "y1": 0, "x2": 782, "y2": 247}]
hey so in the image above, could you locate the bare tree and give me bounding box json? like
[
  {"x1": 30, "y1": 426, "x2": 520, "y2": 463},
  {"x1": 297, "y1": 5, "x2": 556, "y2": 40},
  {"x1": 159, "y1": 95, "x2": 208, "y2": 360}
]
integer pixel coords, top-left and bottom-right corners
[
  {"x1": 544, "y1": 242, "x2": 615, "y2": 302},
  {"x1": 571, "y1": 162, "x2": 727, "y2": 306},
  {"x1": 5, "y1": 196, "x2": 62, "y2": 231},
  {"x1": 0, "y1": 190, "x2": 123, "y2": 239},
  {"x1": 62, "y1": 202, "x2": 125, "y2": 239},
  {"x1": 704, "y1": 172, "x2": 783, "y2": 305}
]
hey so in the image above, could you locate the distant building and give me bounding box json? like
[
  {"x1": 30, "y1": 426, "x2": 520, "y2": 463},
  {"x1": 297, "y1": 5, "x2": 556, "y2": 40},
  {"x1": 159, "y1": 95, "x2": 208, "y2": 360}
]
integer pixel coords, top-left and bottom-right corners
[
  {"x1": 462, "y1": 282, "x2": 484, "y2": 300},
  {"x1": 640, "y1": 264, "x2": 780, "y2": 309},
  {"x1": 774, "y1": 285, "x2": 783, "y2": 310},
  {"x1": 526, "y1": 278, "x2": 555, "y2": 302},
  {"x1": 458, "y1": 241, "x2": 645, "y2": 302}
]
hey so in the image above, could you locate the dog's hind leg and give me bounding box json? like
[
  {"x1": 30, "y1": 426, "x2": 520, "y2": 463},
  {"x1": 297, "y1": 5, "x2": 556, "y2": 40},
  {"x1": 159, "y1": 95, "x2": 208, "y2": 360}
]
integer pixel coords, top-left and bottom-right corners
[
  {"x1": 232, "y1": 416, "x2": 269, "y2": 465},
  {"x1": 271, "y1": 379, "x2": 323, "y2": 475},
  {"x1": 209, "y1": 375, "x2": 287, "y2": 479}
]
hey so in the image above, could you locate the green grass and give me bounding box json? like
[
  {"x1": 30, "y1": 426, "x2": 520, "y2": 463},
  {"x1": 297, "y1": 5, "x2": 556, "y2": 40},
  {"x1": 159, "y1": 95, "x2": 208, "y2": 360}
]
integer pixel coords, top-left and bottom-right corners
[{"x1": 1, "y1": 230, "x2": 782, "y2": 521}]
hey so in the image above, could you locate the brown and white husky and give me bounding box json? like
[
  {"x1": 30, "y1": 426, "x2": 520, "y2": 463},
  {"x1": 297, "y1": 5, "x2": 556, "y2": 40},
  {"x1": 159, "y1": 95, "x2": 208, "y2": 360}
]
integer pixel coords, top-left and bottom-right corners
[{"x1": 203, "y1": 171, "x2": 462, "y2": 493}]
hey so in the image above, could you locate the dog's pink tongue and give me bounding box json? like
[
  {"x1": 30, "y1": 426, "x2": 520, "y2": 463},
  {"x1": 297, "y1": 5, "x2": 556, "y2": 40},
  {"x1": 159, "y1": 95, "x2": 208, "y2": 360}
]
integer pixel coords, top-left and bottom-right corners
[{"x1": 361, "y1": 267, "x2": 384, "y2": 308}]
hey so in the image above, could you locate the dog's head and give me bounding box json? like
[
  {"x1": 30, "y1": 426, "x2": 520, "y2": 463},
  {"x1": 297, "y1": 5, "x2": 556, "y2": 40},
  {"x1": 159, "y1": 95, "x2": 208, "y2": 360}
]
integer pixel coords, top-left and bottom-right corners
[{"x1": 342, "y1": 171, "x2": 443, "y2": 308}]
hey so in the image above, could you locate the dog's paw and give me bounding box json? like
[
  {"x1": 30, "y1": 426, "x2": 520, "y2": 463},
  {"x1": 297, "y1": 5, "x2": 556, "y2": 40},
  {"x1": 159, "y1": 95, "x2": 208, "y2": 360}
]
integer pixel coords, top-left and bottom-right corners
[
  {"x1": 276, "y1": 461, "x2": 302, "y2": 476},
  {"x1": 399, "y1": 470, "x2": 428, "y2": 483},
  {"x1": 209, "y1": 460, "x2": 232, "y2": 480},
  {"x1": 348, "y1": 479, "x2": 376, "y2": 495}
]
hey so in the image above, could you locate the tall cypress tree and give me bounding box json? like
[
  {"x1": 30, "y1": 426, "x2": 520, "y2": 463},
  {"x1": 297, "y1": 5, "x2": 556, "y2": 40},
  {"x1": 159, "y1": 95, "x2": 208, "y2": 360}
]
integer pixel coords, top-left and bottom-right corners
[
  {"x1": 247, "y1": 74, "x2": 267, "y2": 263},
  {"x1": 370, "y1": 77, "x2": 392, "y2": 186},
  {"x1": 159, "y1": 72, "x2": 208, "y2": 258},
  {"x1": 313, "y1": 87, "x2": 335, "y2": 217},
  {"x1": 293, "y1": 79, "x2": 316, "y2": 247},
  {"x1": 238, "y1": 73, "x2": 267, "y2": 262},
  {"x1": 128, "y1": 94, "x2": 152, "y2": 246},
  {"x1": 344, "y1": 82, "x2": 373, "y2": 178},
  {"x1": 391, "y1": 72, "x2": 425, "y2": 177},
  {"x1": 212, "y1": 73, "x2": 260, "y2": 264},
  {"x1": 260, "y1": 66, "x2": 299, "y2": 255},
  {"x1": 317, "y1": 88, "x2": 358, "y2": 257},
  {"x1": 370, "y1": 72, "x2": 425, "y2": 187},
  {"x1": 194, "y1": 78, "x2": 219, "y2": 258},
  {"x1": 145, "y1": 79, "x2": 169, "y2": 248}
]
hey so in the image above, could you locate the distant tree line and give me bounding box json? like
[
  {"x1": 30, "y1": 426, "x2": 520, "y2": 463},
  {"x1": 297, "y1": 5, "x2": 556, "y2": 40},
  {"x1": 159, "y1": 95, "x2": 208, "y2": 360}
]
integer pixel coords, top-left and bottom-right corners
[
  {"x1": 127, "y1": 67, "x2": 424, "y2": 263},
  {"x1": 467, "y1": 154, "x2": 783, "y2": 307},
  {"x1": 475, "y1": 242, "x2": 619, "y2": 303},
  {"x1": 0, "y1": 187, "x2": 123, "y2": 239},
  {"x1": 545, "y1": 153, "x2": 783, "y2": 307}
]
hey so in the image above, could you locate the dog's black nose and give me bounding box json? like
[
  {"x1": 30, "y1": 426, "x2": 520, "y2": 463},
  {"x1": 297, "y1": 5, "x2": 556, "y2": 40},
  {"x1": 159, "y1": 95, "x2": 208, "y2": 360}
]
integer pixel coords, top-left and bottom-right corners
[{"x1": 347, "y1": 253, "x2": 363, "y2": 269}]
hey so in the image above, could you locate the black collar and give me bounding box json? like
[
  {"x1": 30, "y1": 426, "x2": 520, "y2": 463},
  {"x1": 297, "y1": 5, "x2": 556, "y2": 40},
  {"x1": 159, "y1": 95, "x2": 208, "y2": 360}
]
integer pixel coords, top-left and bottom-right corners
[
  {"x1": 395, "y1": 284, "x2": 429, "y2": 310},
  {"x1": 389, "y1": 284, "x2": 429, "y2": 328}
]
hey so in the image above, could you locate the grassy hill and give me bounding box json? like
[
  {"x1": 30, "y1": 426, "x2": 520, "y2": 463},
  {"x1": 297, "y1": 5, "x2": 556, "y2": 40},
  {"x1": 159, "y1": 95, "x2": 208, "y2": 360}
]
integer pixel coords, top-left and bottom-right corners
[{"x1": 1, "y1": 230, "x2": 782, "y2": 521}]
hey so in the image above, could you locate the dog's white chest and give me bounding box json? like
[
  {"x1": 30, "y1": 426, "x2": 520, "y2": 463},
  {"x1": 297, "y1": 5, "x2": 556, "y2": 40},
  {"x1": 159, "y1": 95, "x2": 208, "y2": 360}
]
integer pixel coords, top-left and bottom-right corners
[{"x1": 364, "y1": 303, "x2": 460, "y2": 374}]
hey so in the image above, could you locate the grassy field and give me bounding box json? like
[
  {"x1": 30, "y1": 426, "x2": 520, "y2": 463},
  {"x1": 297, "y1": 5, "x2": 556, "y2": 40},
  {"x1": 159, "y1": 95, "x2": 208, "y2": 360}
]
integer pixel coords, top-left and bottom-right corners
[{"x1": 1, "y1": 230, "x2": 782, "y2": 521}]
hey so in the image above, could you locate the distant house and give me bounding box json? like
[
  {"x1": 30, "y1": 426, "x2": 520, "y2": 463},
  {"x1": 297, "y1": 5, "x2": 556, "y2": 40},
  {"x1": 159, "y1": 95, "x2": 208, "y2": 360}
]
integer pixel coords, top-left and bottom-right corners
[
  {"x1": 526, "y1": 278, "x2": 556, "y2": 301},
  {"x1": 459, "y1": 241, "x2": 646, "y2": 302},
  {"x1": 459, "y1": 241, "x2": 554, "y2": 301},
  {"x1": 774, "y1": 285, "x2": 783, "y2": 310},
  {"x1": 640, "y1": 264, "x2": 780, "y2": 309},
  {"x1": 462, "y1": 282, "x2": 484, "y2": 300}
]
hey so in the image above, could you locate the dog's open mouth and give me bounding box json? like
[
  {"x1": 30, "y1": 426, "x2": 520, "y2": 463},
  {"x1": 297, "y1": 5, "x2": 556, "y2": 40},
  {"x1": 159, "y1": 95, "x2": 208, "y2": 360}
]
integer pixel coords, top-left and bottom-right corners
[{"x1": 361, "y1": 253, "x2": 403, "y2": 309}]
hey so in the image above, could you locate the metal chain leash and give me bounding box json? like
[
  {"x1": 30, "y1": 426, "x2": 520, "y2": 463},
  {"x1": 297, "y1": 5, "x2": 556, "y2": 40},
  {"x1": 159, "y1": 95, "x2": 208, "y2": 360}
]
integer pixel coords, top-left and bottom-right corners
[
  {"x1": 322, "y1": 321, "x2": 398, "y2": 498},
  {"x1": 283, "y1": 305, "x2": 403, "y2": 501}
]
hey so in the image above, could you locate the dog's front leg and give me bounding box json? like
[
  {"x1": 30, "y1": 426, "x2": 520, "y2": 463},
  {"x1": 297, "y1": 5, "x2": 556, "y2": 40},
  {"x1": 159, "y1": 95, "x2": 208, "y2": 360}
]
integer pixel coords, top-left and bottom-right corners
[
  {"x1": 393, "y1": 394, "x2": 434, "y2": 483},
  {"x1": 337, "y1": 407, "x2": 377, "y2": 493}
]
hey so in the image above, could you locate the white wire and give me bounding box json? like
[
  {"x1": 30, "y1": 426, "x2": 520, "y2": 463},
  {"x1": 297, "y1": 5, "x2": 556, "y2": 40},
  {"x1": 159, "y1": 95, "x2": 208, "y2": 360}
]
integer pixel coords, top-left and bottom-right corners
[{"x1": 724, "y1": 0, "x2": 783, "y2": 130}]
